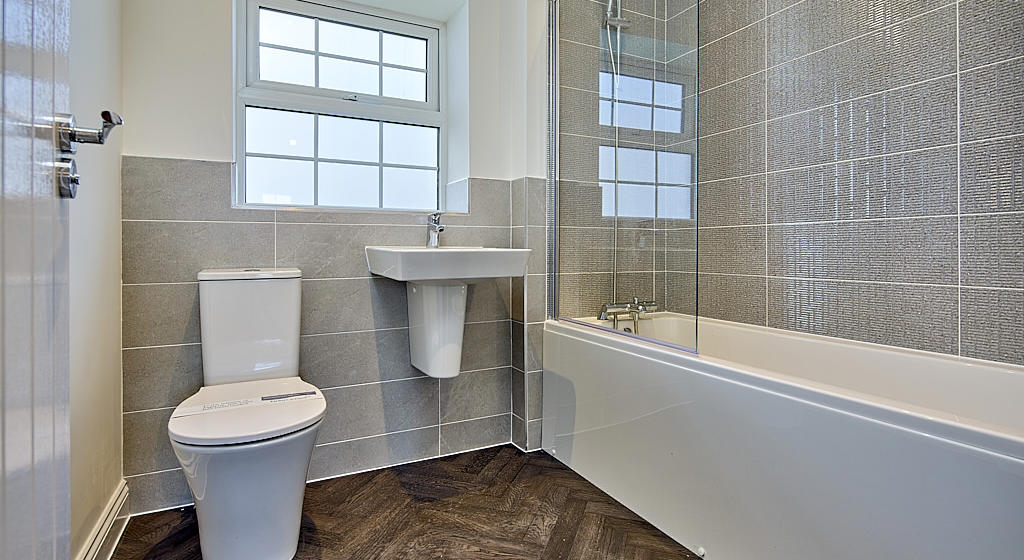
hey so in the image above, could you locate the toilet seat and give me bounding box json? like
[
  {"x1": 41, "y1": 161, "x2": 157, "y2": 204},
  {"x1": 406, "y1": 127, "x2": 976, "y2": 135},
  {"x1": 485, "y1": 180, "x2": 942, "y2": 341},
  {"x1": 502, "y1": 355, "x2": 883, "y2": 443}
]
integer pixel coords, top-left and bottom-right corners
[{"x1": 169, "y1": 377, "x2": 326, "y2": 446}]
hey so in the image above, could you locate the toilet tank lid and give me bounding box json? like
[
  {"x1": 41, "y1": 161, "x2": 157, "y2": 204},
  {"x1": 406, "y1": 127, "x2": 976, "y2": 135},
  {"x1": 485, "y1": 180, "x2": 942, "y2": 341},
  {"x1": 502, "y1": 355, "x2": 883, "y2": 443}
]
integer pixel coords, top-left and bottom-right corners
[{"x1": 198, "y1": 268, "x2": 301, "y2": 281}]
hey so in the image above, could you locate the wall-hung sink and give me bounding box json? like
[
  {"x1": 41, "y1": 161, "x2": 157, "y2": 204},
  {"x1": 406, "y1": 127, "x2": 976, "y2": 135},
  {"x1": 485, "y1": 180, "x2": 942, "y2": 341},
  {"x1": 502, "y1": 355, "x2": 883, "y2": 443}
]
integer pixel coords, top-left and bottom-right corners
[{"x1": 365, "y1": 246, "x2": 530, "y2": 379}]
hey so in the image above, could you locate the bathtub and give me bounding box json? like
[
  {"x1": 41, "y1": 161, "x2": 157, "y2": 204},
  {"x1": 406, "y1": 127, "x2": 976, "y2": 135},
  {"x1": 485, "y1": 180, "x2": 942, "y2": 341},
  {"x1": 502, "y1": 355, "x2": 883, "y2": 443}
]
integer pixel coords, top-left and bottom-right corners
[{"x1": 542, "y1": 313, "x2": 1024, "y2": 560}]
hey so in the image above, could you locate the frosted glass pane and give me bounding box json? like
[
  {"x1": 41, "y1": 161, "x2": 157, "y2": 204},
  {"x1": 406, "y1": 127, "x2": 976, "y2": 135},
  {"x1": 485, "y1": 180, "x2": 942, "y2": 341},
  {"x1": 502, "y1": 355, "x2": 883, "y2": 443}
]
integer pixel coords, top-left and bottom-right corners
[
  {"x1": 245, "y1": 107, "x2": 313, "y2": 157},
  {"x1": 382, "y1": 67, "x2": 426, "y2": 102},
  {"x1": 653, "y1": 108, "x2": 682, "y2": 133},
  {"x1": 382, "y1": 33, "x2": 426, "y2": 69},
  {"x1": 259, "y1": 47, "x2": 314, "y2": 87},
  {"x1": 319, "y1": 116, "x2": 379, "y2": 162},
  {"x1": 657, "y1": 151, "x2": 693, "y2": 185},
  {"x1": 618, "y1": 147, "x2": 656, "y2": 183},
  {"x1": 618, "y1": 183, "x2": 656, "y2": 217},
  {"x1": 615, "y1": 102, "x2": 652, "y2": 130},
  {"x1": 245, "y1": 157, "x2": 313, "y2": 205},
  {"x1": 382, "y1": 123, "x2": 437, "y2": 167},
  {"x1": 654, "y1": 81, "x2": 683, "y2": 108},
  {"x1": 600, "y1": 182, "x2": 616, "y2": 216},
  {"x1": 319, "y1": 21, "x2": 379, "y2": 61},
  {"x1": 259, "y1": 9, "x2": 314, "y2": 50},
  {"x1": 320, "y1": 57, "x2": 379, "y2": 95},
  {"x1": 382, "y1": 167, "x2": 437, "y2": 209},
  {"x1": 318, "y1": 162, "x2": 380, "y2": 207},
  {"x1": 598, "y1": 145, "x2": 616, "y2": 181},
  {"x1": 658, "y1": 186, "x2": 692, "y2": 219},
  {"x1": 599, "y1": 100, "x2": 612, "y2": 126},
  {"x1": 615, "y1": 75, "x2": 652, "y2": 104}
]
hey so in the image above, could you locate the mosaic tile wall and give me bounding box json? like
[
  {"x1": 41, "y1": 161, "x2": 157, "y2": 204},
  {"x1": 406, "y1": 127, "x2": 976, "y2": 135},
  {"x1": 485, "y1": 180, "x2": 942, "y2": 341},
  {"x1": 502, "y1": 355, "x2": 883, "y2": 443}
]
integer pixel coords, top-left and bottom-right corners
[
  {"x1": 556, "y1": 0, "x2": 699, "y2": 319},
  {"x1": 696, "y1": 0, "x2": 1023, "y2": 365}
]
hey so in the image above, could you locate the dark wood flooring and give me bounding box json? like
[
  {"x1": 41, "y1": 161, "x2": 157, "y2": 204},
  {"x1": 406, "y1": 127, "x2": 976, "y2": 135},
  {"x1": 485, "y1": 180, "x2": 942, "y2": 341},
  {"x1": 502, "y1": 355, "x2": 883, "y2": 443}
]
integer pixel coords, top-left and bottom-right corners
[{"x1": 112, "y1": 445, "x2": 698, "y2": 559}]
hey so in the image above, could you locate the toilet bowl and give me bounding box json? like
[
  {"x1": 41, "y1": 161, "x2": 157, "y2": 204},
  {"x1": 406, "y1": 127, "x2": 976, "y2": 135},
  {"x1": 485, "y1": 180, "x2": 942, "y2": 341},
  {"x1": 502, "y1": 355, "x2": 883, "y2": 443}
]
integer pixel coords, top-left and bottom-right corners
[{"x1": 167, "y1": 268, "x2": 325, "y2": 560}]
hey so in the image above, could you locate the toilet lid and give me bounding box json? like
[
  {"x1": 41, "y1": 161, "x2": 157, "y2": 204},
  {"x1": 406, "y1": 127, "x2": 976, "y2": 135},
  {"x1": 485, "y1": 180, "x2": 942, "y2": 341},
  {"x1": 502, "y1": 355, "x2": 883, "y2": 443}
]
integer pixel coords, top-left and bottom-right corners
[{"x1": 168, "y1": 377, "x2": 326, "y2": 446}]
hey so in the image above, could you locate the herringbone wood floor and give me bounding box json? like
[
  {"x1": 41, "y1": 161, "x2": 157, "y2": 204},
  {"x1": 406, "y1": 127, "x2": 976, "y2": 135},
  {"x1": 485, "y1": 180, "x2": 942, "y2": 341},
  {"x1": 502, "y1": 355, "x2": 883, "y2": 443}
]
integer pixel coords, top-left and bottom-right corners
[{"x1": 112, "y1": 445, "x2": 698, "y2": 559}]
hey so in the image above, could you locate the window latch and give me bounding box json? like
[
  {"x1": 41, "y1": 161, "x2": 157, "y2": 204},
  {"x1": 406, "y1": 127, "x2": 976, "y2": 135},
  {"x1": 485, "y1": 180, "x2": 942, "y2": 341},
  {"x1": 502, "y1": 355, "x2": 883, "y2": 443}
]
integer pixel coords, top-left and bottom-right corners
[{"x1": 344, "y1": 94, "x2": 359, "y2": 102}]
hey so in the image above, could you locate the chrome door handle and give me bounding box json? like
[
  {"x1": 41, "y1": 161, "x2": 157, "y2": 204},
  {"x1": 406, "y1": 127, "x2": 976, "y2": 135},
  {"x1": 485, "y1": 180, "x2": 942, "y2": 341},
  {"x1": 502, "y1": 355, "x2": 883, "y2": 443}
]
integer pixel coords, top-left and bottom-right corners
[{"x1": 54, "y1": 110, "x2": 123, "y2": 153}]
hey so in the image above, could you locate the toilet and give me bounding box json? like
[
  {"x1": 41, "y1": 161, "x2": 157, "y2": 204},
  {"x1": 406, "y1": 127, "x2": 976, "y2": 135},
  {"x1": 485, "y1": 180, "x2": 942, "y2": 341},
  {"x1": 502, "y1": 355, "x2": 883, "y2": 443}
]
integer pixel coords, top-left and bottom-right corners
[{"x1": 167, "y1": 268, "x2": 325, "y2": 560}]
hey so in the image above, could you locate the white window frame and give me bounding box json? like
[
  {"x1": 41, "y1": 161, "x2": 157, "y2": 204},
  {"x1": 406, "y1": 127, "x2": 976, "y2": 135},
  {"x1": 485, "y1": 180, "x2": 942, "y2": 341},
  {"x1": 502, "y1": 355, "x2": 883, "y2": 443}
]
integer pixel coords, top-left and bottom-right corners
[{"x1": 233, "y1": 0, "x2": 447, "y2": 211}]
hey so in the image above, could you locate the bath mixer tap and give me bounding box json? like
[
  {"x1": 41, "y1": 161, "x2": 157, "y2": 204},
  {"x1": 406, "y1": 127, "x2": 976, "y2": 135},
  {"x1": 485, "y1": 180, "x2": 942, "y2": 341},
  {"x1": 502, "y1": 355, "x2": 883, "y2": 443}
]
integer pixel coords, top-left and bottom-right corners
[
  {"x1": 598, "y1": 298, "x2": 658, "y2": 332},
  {"x1": 426, "y1": 212, "x2": 445, "y2": 248}
]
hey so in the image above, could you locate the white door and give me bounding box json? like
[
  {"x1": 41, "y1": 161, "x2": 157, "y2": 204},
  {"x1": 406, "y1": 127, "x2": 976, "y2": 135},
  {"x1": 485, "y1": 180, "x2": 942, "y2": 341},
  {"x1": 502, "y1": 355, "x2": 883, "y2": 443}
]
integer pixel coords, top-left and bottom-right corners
[{"x1": 1, "y1": 0, "x2": 72, "y2": 558}]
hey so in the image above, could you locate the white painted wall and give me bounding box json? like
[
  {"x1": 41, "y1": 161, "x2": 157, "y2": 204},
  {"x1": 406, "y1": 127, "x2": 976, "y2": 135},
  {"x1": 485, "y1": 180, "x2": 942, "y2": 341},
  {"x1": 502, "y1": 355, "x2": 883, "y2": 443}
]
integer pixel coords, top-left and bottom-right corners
[
  {"x1": 120, "y1": 0, "x2": 548, "y2": 181},
  {"x1": 121, "y1": 0, "x2": 234, "y2": 160},
  {"x1": 69, "y1": 0, "x2": 124, "y2": 557}
]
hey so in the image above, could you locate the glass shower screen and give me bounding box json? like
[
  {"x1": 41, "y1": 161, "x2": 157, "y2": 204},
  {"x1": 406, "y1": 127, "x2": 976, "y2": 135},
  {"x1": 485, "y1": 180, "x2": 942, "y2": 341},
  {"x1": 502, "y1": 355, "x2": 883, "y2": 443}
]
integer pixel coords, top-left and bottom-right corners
[{"x1": 550, "y1": 0, "x2": 697, "y2": 351}]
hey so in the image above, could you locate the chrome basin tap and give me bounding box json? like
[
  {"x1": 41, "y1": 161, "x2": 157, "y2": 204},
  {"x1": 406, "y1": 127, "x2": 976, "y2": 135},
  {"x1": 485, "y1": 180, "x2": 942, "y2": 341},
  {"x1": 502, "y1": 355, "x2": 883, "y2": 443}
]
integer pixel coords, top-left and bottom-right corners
[{"x1": 426, "y1": 212, "x2": 445, "y2": 248}]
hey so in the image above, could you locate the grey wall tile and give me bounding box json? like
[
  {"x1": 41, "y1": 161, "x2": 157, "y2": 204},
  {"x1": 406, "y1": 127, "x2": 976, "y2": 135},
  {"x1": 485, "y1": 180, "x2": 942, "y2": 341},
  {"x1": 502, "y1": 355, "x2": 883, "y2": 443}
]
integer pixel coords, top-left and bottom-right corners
[
  {"x1": 123, "y1": 408, "x2": 177, "y2": 476},
  {"x1": 960, "y1": 213, "x2": 1024, "y2": 289},
  {"x1": 698, "y1": 124, "x2": 765, "y2": 181},
  {"x1": 525, "y1": 370, "x2": 543, "y2": 421},
  {"x1": 299, "y1": 329, "x2": 423, "y2": 390},
  {"x1": 560, "y1": 0, "x2": 611, "y2": 49},
  {"x1": 661, "y1": 50, "x2": 697, "y2": 97},
  {"x1": 767, "y1": 278, "x2": 959, "y2": 354},
  {"x1": 525, "y1": 274, "x2": 547, "y2": 323},
  {"x1": 961, "y1": 58, "x2": 1024, "y2": 142},
  {"x1": 121, "y1": 157, "x2": 272, "y2": 222},
  {"x1": 698, "y1": 176, "x2": 766, "y2": 227},
  {"x1": 698, "y1": 0, "x2": 763, "y2": 45},
  {"x1": 440, "y1": 367, "x2": 511, "y2": 423},
  {"x1": 767, "y1": 0, "x2": 940, "y2": 67},
  {"x1": 300, "y1": 278, "x2": 407, "y2": 335},
  {"x1": 698, "y1": 273, "x2": 766, "y2": 325},
  {"x1": 617, "y1": 229, "x2": 656, "y2": 271},
  {"x1": 512, "y1": 178, "x2": 527, "y2": 228},
  {"x1": 525, "y1": 323, "x2": 545, "y2": 372},
  {"x1": 512, "y1": 369, "x2": 526, "y2": 419},
  {"x1": 558, "y1": 273, "x2": 614, "y2": 318},
  {"x1": 122, "y1": 221, "x2": 274, "y2": 284},
  {"x1": 440, "y1": 415, "x2": 510, "y2": 455},
  {"x1": 558, "y1": 182, "x2": 615, "y2": 227},
  {"x1": 698, "y1": 225, "x2": 766, "y2": 275},
  {"x1": 559, "y1": 40, "x2": 604, "y2": 93},
  {"x1": 663, "y1": 271, "x2": 697, "y2": 315},
  {"x1": 697, "y1": 22, "x2": 764, "y2": 92},
  {"x1": 527, "y1": 419, "x2": 543, "y2": 451},
  {"x1": 441, "y1": 225, "x2": 511, "y2": 250},
  {"x1": 959, "y1": 0, "x2": 1024, "y2": 70},
  {"x1": 697, "y1": 72, "x2": 765, "y2": 137},
  {"x1": 512, "y1": 414, "x2": 527, "y2": 449},
  {"x1": 317, "y1": 377, "x2": 438, "y2": 444},
  {"x1": 667, "y1": 0, "x2": 697, "y2": 21},
  {"x1": 463, "y1": 179, "x2": 512, "y2": 227},
  {"x1": 122, "y1": 283, "x2": 200, "y2": 348},
  {"x1": 526, "y1": 177, "x2": 547, "y2": 227},
  {"x1": 655, "y1": 228, "x2": 697, "y2": 271},
  {"x1": 461, "y1": 321, "x2": 512, "y2": 371},
  {"x1": 465, "y1": 279, "x2": 512, "y2": 323},
  {"x1": 960, "y1": 136, "x2": 1024, "y2": 214},
  {"x1": 767, "y1": 217, "x2": 958, "y2": 284},
  {"x1": 526, "y1": 226, "x2": 548, "y2": 274},
  {"x1": 559, "y1": 134, "x2": 608, "y2": 184},
  {"x1": 615, "y1": 271, "x2": 656, "y2": 302},
  {"x1": 123, "y1": 344, "x2": 203, "y2": 412},
  {"x1": 559, "y1": 227, "x2": 615, "y2": 273},
  {"x1": 767, "y1": 147, "x2": 957, "y2": 223},
  {"x1": 665, "y1": 4, "x2": 698, "y2": 58},
  {"x1": 126, "y1": 469, "x2": 192, "y2": 515},
  {"x1": 768, "y1": 77, "x2": 957, "y2": 171},
  {"x1": 276, "y1": 224, "x2": 421, "y2": 279},
  {"x1": 961, "y1": 288, "x2": 1024, "y2": 366},
  {"x1": 767, "y1": 0, "x2": 800, "y2": 15},
  {"x1": 308, "y1": 427, "x2": 439, "y2": 481}
]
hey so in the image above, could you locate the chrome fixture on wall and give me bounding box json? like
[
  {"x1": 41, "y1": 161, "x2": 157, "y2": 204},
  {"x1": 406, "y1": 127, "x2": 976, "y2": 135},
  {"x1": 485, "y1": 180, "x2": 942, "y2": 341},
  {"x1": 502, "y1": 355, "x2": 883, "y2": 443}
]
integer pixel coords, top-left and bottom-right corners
[
  {"x1": 53, "y1": 110, "x2": 123, "y2": 198},
  {"x1": 426, "y1": 211, "x2": 445, "y2": 247}
]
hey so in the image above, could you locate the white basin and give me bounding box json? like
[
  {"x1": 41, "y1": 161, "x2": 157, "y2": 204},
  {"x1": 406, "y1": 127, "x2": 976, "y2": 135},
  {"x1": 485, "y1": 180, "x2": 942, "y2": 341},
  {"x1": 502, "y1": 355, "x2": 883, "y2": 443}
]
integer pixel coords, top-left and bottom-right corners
[
  {"x1": 365, "y1": 246, "x2": 530, "y2": 282},
  {"x1": 365, "y1": 246, "x2": 531, "y2": 379}
]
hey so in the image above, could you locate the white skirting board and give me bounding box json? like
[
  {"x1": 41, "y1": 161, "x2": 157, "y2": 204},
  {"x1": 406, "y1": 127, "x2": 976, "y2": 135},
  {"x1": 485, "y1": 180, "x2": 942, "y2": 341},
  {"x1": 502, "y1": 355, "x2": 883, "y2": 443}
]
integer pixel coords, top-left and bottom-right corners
[{"x1": 75, "y1": 480, "x2": 129, "y2": 560}]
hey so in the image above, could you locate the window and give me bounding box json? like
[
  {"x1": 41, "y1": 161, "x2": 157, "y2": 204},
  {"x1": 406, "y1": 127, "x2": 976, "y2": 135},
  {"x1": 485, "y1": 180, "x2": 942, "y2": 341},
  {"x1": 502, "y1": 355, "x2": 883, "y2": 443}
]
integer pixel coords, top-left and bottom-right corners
[
  {"x1": 598, "y1": 71, "x2": 684, "y2": 133},
  {"x1": 236, "y1": 0, "x2": 444, "y2": 210},
  {"x1": 598, "y1": 146, "x2": 693, "y2": 220}
]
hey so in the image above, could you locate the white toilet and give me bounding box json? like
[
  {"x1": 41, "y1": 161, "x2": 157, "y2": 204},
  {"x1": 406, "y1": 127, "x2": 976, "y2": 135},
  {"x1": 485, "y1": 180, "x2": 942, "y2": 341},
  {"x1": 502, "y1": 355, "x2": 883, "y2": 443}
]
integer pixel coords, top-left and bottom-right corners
[{"x1": 167, "y1": 268, "x2": 326, "y2": 560}]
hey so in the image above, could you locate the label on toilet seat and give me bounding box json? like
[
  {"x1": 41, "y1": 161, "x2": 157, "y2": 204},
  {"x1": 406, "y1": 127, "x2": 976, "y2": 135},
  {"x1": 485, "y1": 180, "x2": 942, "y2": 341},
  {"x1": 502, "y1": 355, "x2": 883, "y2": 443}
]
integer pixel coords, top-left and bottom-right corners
[{"x1": 171, "y1": 392, "x2": 320, "y2": 418}]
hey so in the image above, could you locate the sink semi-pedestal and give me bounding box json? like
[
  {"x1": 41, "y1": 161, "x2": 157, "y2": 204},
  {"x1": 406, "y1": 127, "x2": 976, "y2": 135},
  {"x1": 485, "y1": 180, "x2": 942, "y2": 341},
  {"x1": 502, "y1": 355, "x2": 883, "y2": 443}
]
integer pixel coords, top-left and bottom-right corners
[{"x1": 365, "y1": 247, "x2": 531, "y2": 378}]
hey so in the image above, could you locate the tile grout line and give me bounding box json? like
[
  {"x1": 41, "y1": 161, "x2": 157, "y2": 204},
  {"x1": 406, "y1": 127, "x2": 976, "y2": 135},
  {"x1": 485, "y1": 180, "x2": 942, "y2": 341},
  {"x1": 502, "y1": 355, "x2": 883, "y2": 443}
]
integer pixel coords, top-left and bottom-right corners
[
  {"x1": 763, "y1": 0, "x2": 770, "y2": 328},
  {"x1": 955, "y1": 0, "x2": 963, "y2": 357}
]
